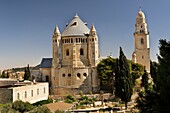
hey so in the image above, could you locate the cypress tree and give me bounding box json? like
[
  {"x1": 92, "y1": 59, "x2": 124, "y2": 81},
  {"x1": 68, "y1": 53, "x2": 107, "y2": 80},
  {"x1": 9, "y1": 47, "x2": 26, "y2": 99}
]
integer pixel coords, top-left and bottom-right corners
[
  {"x1": 24, "y1": 64, "x2": 31, "y2": 80},
  {"x1": 115, "y1": 47, "x2": 133, "y2": 109},
  {"x1": 141, "y1": 70, "x2": 149, "y2": 90},
  {"x1": 1, "y1": 71, "x2": 6, "y2": 78}
]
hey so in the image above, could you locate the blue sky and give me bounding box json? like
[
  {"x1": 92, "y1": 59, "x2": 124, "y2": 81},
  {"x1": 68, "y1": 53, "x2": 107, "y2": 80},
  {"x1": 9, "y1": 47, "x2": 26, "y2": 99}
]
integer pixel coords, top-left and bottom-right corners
[{"x1": 0, "y1": 0, "x2": 170, "y2": 70}]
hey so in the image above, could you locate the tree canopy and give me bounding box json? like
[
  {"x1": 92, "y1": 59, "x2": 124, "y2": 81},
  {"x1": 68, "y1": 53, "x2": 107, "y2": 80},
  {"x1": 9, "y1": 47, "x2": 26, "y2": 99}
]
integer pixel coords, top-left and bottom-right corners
[
  {"x1": 136, "y1": 39, "x2": 170, "y2": 113},
  {"x1": 97, "y1": 57, "x2": 117, "y2": 92}
]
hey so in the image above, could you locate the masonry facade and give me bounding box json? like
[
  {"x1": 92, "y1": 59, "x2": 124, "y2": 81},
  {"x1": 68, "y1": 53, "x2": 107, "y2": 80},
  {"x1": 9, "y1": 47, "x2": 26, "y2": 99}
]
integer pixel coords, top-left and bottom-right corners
[
  {"x1": 0, "y1": 79, "x2": 49, "y2": 104},
  {"x1": 132, "y1": 9, "x2": 150, "y2": 72},
  {"x1": 40, "y1": 15, "x2": 100, "y2": 95}
]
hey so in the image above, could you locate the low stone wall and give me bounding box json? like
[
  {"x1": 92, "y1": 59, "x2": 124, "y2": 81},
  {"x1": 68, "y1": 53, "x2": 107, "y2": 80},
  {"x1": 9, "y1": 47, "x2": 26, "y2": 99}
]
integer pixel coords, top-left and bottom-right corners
[
  {"x1": 50, "y1": 93, "x2": 114, "y2": 101},
  {"x1": 0, "y1": 79, "x2": 17, "y2": 87}
]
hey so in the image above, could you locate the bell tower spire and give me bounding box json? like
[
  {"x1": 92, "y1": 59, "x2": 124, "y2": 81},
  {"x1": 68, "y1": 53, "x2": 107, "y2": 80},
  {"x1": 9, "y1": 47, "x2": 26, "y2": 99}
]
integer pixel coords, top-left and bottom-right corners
[{"x1": 132, "y1": 9, "x2": 150, "y2": 72}]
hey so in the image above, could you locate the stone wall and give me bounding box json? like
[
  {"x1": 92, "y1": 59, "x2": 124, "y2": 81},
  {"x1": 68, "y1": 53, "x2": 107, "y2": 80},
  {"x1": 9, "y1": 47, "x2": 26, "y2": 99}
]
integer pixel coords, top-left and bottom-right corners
[{"x1": 0, "y1": 88, "x2": 12, "y2": 104}]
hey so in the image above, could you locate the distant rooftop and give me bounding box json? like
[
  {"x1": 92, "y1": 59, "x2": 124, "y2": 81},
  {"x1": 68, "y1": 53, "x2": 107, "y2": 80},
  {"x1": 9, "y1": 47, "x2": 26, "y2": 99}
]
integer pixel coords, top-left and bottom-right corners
[{"x1": 40, "y1": 58, "x2": 52, "y2": 68}]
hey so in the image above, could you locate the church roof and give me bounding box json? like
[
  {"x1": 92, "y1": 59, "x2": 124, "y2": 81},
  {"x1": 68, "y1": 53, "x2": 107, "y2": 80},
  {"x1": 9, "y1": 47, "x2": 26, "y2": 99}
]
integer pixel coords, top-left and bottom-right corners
[
  {"x1": 40, "y1": 58, "x2": 52, "y2": 68},
  {"x1": 61, "y1": 15, "x2": 90, "y2": 37}
]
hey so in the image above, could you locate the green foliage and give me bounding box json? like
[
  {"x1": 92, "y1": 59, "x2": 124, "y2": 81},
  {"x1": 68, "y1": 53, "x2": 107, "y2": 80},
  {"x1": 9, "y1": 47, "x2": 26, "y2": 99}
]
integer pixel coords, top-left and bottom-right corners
[
  {"x1": 24, "y1": 64, "x2": 31, "y2": 80},
  {"x1": 150, "y1": 61, "x2": 158, "y2": 88},
  {"x1": 0, "y1": 71, "x2": 6, "y2": 78},
  {"x1": 136, "y1": 39, "x2": 170, "y2": 112},
  {"x1": 33, "y1": 99, "x2": 53, "y2": 106},
  {"x1": 29, "y1": 106, "x2": 51, "y2": 113},
  {"x1": 79, "y1": 96, "x2": 92, "y2": 105},
  {"x1": 115, "y1": 47, "x2": 133, "y2": 109},
  {"x1": 0, "y1": 101, "x2": 35, "y2": 113},
  {"x1": 131, "y1": 62, "x2": 144, "y2": 86},
  {"x1": 12, "y1": 100, "x2": 35, "y2": 112},
  {"x1": 97, "y1": 57, "x2": 117, "y2": 91},
  {"x1": 65, "y1": 95, "x2": 76, "y2": 103},
  {"x1": 136, "y1": 89, "x2": 157, "y2": 113},
  {"x1": 141, "y1": 70, "x2": 149, "y2": 90},
  {"x1": 55, "y1": 110, "x2": 71, "y2": 113},
  {"x1": 0, "y1": 103, "x2": 19, "y2": 113},
  {"x1": 156, "y1": 39, "x2": 170, "y2": 112}
]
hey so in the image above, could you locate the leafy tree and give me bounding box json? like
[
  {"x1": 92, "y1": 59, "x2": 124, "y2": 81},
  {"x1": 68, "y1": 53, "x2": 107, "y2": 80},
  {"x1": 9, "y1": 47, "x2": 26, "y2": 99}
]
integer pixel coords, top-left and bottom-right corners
[
  {"x1": 0, "y1": 101, "x2": 35, "y2": 113},
  {"x1": 33, "y1": 99, "x2": 53, "y2": 106},
  {"x1": 115, "y1": 47, "x2": 133, "y2": 109},
  {"x1": 131, "y1": 62, "x2": 144, "y2": 86},
  {"x1": 24, "y1": 64, "x2": 31, "y2": 80},
  {"x1": 12, "y1": 100, "x2": 34, "y2": 112},
  {"x1": 97, "y1": 57, "x2": 117, "y2": 91},
  {"x1": 0, "y1": 103, "x2": 19, "y2": 113},
  {"x1": 141, "y1": 70, "x2": 149, "y2": 90},
  {"x1": 136, "y1": 89, "x2": 157, "y2": 113},
  {"x1": 29, "y1": 106, "x2": 51, "y2": 113},
  {"x1": 55, "y1": 110, "x2": 71, "y2": 113}
]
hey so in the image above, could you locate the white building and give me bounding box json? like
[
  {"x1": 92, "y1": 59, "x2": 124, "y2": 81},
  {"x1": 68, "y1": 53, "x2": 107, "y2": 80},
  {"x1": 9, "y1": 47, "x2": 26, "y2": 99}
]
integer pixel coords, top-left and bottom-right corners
[{"x1": 0, "y1": 79, "x2": 49, "y2": 104}]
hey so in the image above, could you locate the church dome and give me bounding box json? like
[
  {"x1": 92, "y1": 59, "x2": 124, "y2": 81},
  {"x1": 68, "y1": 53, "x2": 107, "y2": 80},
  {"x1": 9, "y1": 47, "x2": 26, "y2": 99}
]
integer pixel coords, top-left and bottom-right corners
[{"x1": 62, "y1": 14, "x2": 90, "y2": 37}]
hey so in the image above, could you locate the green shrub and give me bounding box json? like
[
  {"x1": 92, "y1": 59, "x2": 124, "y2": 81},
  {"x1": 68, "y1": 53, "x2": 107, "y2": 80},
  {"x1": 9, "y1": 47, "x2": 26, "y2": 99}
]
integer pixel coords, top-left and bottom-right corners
[
  {"x1": 29, "y1": 106, "x2": 51, "y2": 113},
  {"x1": 33, "y1": 99, "x2": 53, "y2": 106}
]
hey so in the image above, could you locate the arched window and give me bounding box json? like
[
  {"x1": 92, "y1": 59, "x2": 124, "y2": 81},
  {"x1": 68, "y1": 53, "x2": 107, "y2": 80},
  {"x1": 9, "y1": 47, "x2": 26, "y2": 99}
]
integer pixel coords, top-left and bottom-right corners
[
  {"x1": 83, "y1": 73, "x2": 87, "y2": 79},
  {"x1": 37, "y1": 89, "x2": 39, "y2": 95},
  {"x1": 66, "y1": 49, "x2": 69, "y2": 56},
  {"x1": 17, "y1": 93, "x2": 20, "y2": 100},
  {"x1": 142, "y1": 56, "x2": 144, "y2": 59},
  {"x1": 31, "y1": 90, "x2": 33, "y2": 97},
  {"x1": 68, "y1": 74, "x2": 71, "y2": 77},
  {"x1": 77, "y1": 73, "x2": 81, "y2": 79},
  {"x1": 25, "y1": 91, "x2": 27, "y2": 98},
  {"x1": 141, "y1": 38, "x2": 144, "y2": 44},
  {"x1": 92, "y1": 38, "x2": 94, "y2": 42},
  {"x1": 80, "y1": 48, "x2": 84, "y2": 55},
  {"x1": 44, "y1": 87, "x2": 46, "y2": 94}
]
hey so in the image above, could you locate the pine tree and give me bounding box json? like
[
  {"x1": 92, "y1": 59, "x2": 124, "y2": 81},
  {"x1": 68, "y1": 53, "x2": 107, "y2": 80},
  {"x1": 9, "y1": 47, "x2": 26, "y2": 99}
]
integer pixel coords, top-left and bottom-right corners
[{"x1": 115, "y1": 47, "x2": 133, "y2": 109}]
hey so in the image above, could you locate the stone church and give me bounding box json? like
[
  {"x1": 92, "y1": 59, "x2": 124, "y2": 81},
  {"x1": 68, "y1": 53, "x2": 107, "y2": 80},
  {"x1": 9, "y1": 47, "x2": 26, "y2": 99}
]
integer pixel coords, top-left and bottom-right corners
[
  {"x1": 132, "y1": 9, "x2": 150, "y2": 72},
  {"x1": 39, "y1": 15, "x2": 100, "y2": 95},
  {"x1": 32, "y1": 8, "x2": 150, "y2": 95}
]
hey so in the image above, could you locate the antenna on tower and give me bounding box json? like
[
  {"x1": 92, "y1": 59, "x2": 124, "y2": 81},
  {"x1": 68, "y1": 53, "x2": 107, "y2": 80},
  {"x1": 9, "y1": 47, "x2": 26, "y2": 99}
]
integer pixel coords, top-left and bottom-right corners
[{"x1": 139, "y1": 3, "x2": 142, "y2": 11}]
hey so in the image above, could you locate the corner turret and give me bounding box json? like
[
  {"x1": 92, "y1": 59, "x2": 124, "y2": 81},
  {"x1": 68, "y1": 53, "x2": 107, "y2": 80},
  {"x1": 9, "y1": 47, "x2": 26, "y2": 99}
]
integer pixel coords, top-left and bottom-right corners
[
  {"x1": 88, "y1": 25, "x2": 99, "y2": 66},
  {"x1": 52, "y1": 26, "x2": 61, "y2": 68}
]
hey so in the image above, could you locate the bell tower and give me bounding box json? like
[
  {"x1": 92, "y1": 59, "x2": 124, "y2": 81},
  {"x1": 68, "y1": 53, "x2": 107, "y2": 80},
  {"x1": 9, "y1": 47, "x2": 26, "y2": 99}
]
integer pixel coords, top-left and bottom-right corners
[
  {"x1": 132, "y1": 9, "x2": 150, "y2": 72},
  {"x1": 52, "y1": 26, "x2": 61, "y2": 68},
  {"x1": 88, "y1": 25, "x2": 99, "y2": 67}
]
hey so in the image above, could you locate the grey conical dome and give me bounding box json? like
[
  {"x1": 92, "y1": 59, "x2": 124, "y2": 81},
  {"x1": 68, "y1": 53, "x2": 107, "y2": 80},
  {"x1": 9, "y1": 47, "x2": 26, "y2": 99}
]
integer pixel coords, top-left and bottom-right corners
[{"x1": 62, "y1": 15, "x2": 90, "y2": 37}]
